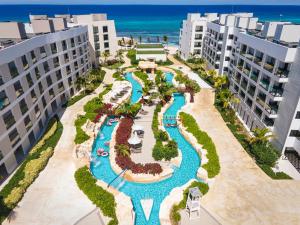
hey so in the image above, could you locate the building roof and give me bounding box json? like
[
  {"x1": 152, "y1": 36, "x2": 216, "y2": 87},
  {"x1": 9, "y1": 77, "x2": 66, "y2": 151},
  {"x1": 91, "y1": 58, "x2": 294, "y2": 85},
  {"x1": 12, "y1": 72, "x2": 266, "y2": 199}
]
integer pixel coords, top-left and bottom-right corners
[{"x1": 138, "y1": 61, "x2": 157, "y2": 69}]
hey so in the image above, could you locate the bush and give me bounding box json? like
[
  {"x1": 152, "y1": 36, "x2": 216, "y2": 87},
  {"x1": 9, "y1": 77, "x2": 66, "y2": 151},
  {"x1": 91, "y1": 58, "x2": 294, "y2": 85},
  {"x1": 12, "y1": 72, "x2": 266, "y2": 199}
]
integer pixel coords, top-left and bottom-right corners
[
  {"x1": 127, "y1": 49, "x2": 138, "y2": 66},
  {"x1": 259, "y1": 164, "x2": 292, "y2": 180},
  {"x1": 156, "y1": 59, "x2": 174, "y2": 66},
  {"x1": 157, "y1": 130, "x2": 169, "y2": 141},
  {"x1": 113, "y1": 71, "x2": 125, "y2": 81},
  {"x1": 170, "y1": 181, "x2": 209, "y2": 224},
  {"x1": 0, "y1": 117, "x2": 63, "y2": 223},
  {"x1": 180, "y1": 112, "x2": 220, "y2": 178},
  {"x1": 250, "y1": 143, "x2": 279, "y2": 167},
  {"x1": 75, "y1": 166, "x2": 118, "y2": 224}
]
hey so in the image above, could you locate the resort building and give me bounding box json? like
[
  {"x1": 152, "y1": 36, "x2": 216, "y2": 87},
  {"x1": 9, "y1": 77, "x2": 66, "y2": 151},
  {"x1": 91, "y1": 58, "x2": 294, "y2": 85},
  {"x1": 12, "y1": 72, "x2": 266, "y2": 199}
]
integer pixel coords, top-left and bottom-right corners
[
  {"x1": 136, "y1": 43, "x2": 167, "y2": 62},
  {"x1": 69, "y1": 14, "x2": 118, "y2": 65},
  {"x1": 179, "y1": 13, "x2": 300, "y2": 173},
  {"x1": 0, "y1": 19, "x2": 91, "y2": 181}
]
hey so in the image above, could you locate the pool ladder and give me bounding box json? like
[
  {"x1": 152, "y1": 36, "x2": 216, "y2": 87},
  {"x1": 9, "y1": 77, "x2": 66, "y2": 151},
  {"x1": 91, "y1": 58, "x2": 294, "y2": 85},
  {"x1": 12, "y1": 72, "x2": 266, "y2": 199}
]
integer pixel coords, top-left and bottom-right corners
[{"x1": 107, "y1": 168, "x2": 128, "y2": 188}]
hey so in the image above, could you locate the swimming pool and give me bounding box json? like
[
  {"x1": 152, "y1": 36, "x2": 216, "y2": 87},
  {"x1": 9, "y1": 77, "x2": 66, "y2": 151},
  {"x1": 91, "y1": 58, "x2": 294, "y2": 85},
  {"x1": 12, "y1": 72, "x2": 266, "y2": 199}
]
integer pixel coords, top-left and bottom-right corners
[
  {"x1": 125, "y1": 72, "x2": 143, "y2": 104},
  {"x1": 90, "y1": 72, "x2": 201, "y2": 225}
]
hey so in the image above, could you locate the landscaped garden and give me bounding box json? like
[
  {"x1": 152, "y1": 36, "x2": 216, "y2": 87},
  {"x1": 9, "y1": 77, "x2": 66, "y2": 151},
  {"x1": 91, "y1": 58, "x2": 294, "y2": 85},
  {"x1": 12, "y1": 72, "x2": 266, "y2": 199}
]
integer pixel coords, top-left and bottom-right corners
[{"x1": 0, "y1": 116, "x2": 63, "y2": 223}]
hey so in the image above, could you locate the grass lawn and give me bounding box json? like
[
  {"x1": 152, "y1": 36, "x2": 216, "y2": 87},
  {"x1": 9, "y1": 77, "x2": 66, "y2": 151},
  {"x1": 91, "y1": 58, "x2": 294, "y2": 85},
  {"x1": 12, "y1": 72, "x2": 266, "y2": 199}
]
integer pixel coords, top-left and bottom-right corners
[
  {"x1": 137, "y1": 43, "x2": 163, "y2": 48},
  {"x1": 137, "y1": 50, "x2": 165, "y2": 54}
]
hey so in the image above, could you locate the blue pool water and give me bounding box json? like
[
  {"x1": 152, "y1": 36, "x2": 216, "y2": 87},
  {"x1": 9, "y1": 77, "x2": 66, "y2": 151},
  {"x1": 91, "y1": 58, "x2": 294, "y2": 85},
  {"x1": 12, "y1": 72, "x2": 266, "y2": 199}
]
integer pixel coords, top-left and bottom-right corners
[
  {"x1": 125, "y1": 72, "x2": 143, "y2": 104},
  {"x1": 165, "y1": 72, "x2": 174, "y2": 85},
  {"x1": 90, "y1": 73, "x2": 201, "y2": 224}
]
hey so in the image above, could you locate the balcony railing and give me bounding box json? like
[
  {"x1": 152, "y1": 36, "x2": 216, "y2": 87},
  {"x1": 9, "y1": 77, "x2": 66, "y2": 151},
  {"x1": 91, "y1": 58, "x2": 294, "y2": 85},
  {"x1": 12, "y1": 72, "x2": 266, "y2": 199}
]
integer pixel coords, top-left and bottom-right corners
[
  {"x1": 250, "y1": 72, "x2": 259, "y2": 82},
  {"x1": 260, "y1": 80, "x2": 270, "y2": 90},
  {"x1": 269, "y1": 88, "x2": 283, "y2": 97},
  {"x1": 275, "y1": 68, "x2": 289, "y2": 78},
  {"x1": 241, "y1": 82, "x2": 247, "y2": 90},
  {"x1": 243, "y1": 68, "x2": 250, "y2": 76},
  {"x1": 264, "y1": 62, "x2": 274, "y2": 73},
  {"x1": 254, "y1": 57, "x2": 263, "y2": 66},
  {"x1": 256, "y1": 97, "x2": 266, "y2": 108},
  {"x1": 248, "y1": 89, "x2": 255, "y2": 97},
  {"x1": 265, "y1": 104, "x2": 278, "y2": 115}
]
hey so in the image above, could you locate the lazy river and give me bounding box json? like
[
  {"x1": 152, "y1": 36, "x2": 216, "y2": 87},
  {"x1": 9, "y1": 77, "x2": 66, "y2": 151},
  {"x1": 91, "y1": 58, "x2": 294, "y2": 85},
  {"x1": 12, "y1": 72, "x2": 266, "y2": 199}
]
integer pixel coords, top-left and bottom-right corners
[{"x1": 90, "y1": 72, "x2": 201, "y2": 225}]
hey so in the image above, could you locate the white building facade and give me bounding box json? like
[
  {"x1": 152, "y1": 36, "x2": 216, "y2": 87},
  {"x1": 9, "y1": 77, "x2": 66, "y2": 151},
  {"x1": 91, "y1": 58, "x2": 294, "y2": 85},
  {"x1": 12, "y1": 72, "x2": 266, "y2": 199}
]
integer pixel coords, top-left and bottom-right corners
[
  {"x1": 179, "y1": 13, "x2": 300, "y2": 172},
  {"x1": 0, "y1": 21, "x2": 91, "y2": 181},
  {"x1": 70, "y1": 14, "x2": 118, "y2": 65}
]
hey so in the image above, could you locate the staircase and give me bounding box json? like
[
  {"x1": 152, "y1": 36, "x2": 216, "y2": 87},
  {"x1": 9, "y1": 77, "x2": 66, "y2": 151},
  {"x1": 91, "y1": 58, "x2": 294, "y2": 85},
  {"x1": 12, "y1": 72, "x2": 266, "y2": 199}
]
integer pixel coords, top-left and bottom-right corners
[{"x1": 285, "y1": 150, "x2": 300, "y2": 173}]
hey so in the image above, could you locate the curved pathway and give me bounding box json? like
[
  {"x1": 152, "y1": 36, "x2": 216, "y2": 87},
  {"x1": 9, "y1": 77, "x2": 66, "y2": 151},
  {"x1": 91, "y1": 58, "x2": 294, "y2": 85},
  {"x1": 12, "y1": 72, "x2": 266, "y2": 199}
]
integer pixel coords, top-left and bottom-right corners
[{"x1": 184, "y1": 89, "x2": 300, "y2": 225}]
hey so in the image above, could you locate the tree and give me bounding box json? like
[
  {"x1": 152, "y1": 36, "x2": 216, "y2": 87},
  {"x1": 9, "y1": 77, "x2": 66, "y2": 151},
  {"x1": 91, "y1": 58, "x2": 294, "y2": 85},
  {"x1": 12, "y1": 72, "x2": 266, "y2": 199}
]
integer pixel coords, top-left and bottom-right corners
[
  {"x1": 213, "y1": 75, "x2": 228, "y2": 92},
  {"x1": 102, "y1": 51, "x2": 110, "y2": 64},
  {"x1": 122, "y1": 37, "x2": 125, "y2": 46},
  {"x1": 163, "y1": 35, "x2": 168, "y2": 47},
  {"x1": 217, "y1": 89, "x2": 240, "y2": 109},
  {"x1": 116, "y1": 49, "x2": 123, "y2": 62},
  {"x1": 130, "y1": 35, "x2": 134, "y2": 46},
  {"x1": 75, "y1": 76, "x2": 86, "y2": 93},
  {"x1": 139, "y1": 36, "x2": 142, "y2": 44},
  {"x1": 116, "y1": 144, "x2": 130, "y2": 157},
  {"x1": 250, "y1": 128, "x2": 274, "y2": 145}
]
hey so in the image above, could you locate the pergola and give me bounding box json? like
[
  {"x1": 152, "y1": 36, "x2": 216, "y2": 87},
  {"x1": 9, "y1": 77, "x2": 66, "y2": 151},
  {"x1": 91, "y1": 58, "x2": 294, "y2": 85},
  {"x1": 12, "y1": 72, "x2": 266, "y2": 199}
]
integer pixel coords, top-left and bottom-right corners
[{"x1": 138, "y1": 61, "x2": 157, "y2": 74}]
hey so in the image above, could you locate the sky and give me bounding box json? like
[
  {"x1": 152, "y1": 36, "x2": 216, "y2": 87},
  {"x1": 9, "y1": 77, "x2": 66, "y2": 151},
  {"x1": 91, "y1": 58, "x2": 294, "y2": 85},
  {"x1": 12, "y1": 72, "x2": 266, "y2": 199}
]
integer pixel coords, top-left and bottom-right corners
[{"x1": 1, "y1": 0, "x2": 300, "y2": 5}]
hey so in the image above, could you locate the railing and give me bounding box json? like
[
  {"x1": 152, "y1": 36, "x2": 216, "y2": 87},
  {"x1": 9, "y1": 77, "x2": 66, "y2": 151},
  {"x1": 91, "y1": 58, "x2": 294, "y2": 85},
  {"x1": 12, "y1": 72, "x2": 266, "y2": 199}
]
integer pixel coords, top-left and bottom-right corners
[
  {"x1": 260, "y1": 80, "x2": 270, "y2": 90},
  {"x1": 264, "y1": 62, "x2": 274, "y2": 73},
  {"x1": 253, "y1": 57, "x2": 263, "y2": 66},
  {"x1": 250, "y1": 73, "x2": 258, "y2": 82},
  {"x1": 275, "y1": 68, "x2": 289, "y2": 78},
  {"x1": 269, "y1": 88, "x2": 283, "y2": 97}
]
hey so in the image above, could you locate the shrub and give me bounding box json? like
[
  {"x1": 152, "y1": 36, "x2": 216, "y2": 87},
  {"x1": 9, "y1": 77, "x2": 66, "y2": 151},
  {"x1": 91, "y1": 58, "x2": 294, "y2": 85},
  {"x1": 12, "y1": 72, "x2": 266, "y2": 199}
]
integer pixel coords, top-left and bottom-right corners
[
  {"x1": 180, "y1": 112, "x2": 220, "y2": 178},
  {"x1": 127, "y1": 49, "x2": 138, "y2": 65},
  {"x1": 259, "y1": 164, "x2": 292, "y2": 180},
  {"x1": 157, "y1": 130, "x2": 169, "y2": 141},
  {"x1": 0, "y1": 117, "x2": 63, "y2": 223},
  {"x1": 250, "y1": 143, "x2": 279, "y2": 167},
  {"x1": 113, "y1": 71, "x2": 124, "y2": 81},
  {"x1": 75, "y1": 166, "x2": 118, "y2": 224}
]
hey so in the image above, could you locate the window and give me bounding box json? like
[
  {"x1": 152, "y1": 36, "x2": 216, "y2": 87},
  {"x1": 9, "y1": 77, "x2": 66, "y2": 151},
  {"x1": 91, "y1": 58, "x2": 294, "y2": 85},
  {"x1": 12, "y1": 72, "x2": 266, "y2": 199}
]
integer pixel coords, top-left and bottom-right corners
[
  {"x1": 104, "y1": 42, "x2": 109, "y2": 48},
  {"x1": 93, "y1": 26, "x2": 99, "y2": 33},
  {"x1": 8, "y1": 61, "x2": 19, "y2": 78},
  {"x1": 62, "y1": 40, "x2": 67, "y2": 51},
  {"x1": 28, "y1": 131, "x2": 36, "y2": 146},
  {"x1": 31, "y1": 50, "x2": 36, "y2": 63},
  {"x1": 295, "y1": 112, "x2": 300, "y2": 119},
  {"x1": 72, "y1": 50, "x2": 77, "y2": 59},
  {"x1": 0, "y1": 75, "x2": 3, "y2": 85},
  {"x1": 53, "y1": 57, "x2": 59, "y2": 68},
  {"x1": 77, "y1": 36, "x2": 82, "y2": 44},
  {"x1": 56, "y1": 70, "x2": 62, "y2": 81},
  {"x1": 38, "y1": 119, "x2": 43, "y2": 131},
  {"x1": 227, "y1": 46, "x2": 232, "y2": 51},
  {"x1": 26, "y1": 73, "x2": 34, "y2": 88},
  {"x1": 64, "y1": 53, "x2": 69, "y2": 63},
  {"x1": 70, "y1": 38, "x2": 75, "y2": 47},
  {"x1": 68, "y1": 77, "x2": 72, "y2": 86},
  {"x1": 66, "y1": 65, "x2": 71, "y2": 74},
  {"x1": 19, "y1": 99, "x2": 28, "y2": 114},
  {"x1": 43, "y1": 62, "x2": 50, "y2": 73},
  {"x1": 21, "y1": 55, "x2": 29, "y2": 70},
  {"x1": 290, "y1": 130, "x2": 300, "y2": 137},
  {"x1": 35, "y1": 67, "x2": 41, "y2": 80},
  {"x1": 14, "y1": 81, "x2": 24, "y2": 98},
  {"x1": 103, "y1": 26, "x2": 108, "y2": 33},
  {"x1": 41, "y1": 96, "x2": 47, "y2": 108},
  {"x1": 49, "y1": 88, "x2": 54, "y2": 99},
  {"x1": 38, "y1": 82, "x2": 44, "y2": 94},
  {"x1": 3, "y1": 110, "x2": 15, "y2": 129},
  {"x1": 51, "y1": 100, "x2": 57, "y2": 112},
  {"x1": 24, "y1": 115, "x2": 32, "y2": 131},
  {"x1": 228, "y1": 34, "x2": 234, "y2": 40},
  {"x1": 58, "y1": 82, "x2": 64, "y2": 93},
  {"x1": 46, "y1": 76, "x2": 52, "y2": 86},
  {"x1": 31, "y1": 89, "x2": 37, "y2": 103},
  {"x1": 35, "y1": 105, "x2": 41, "y2": 118},
  {"x1": 103, "y1": 34, "x2": 109, "y2": 41},
  {"x1": 40, "y1": 46, "x2": 47, "y2": 58},
  {"x1": 0, "y1": 90, "x2": 10, "y2": 110},
  {"x1": 50, "y1": 43, "x2": 57, "y2": 54}
]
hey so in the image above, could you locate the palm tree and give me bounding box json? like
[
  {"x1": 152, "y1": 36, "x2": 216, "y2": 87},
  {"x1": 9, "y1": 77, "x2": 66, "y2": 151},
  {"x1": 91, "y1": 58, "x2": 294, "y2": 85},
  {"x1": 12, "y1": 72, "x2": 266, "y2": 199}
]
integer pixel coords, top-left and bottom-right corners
[
  {"x1": 122, "y1": 37, "x2": 125, "y2": 46},
  {"x1": 250, "y1": 128, "x2": 274, "y2": 144},
  {"x1": 75, "y1": 76, "x2": 86, "y2": 93},
  {"x1": 163, "y1": 35, "x2": 168, "y2": 47},
  {"x1": 102, "y1": 51, "x2": 110, "y2": 64},
  {"x1": 116, "y1": 102, "x2": 132, "y2": 117},
  {"x1": 139, "y1": 36, "x2": 142, "y2": 44},
  {"x1": 116, "y1": 144, "x2": 130, "y2": 157},
  {"x1": 130, "y1": 35, "x2": 134, "y2": 46},
  {"x1": 116, "y1": 49, "x2": 123, "y2": 62},
  {"x1": 217, "y1": 89, "x2": 240, "y2": 109},
  {"x1": 213, "y1": 76, "x2": 228, "y2": 92}
]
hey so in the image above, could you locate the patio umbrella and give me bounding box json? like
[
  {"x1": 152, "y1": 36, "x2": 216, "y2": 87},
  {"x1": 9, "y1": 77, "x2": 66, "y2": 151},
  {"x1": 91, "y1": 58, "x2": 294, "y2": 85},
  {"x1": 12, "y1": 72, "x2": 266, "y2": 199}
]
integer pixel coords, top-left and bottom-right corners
[
  {"x1": 132, "y1": 124, "x2": 144, "y2": 132},
  {"x1": 128, "y1": 133, "x2": 142, "y2": 146}
]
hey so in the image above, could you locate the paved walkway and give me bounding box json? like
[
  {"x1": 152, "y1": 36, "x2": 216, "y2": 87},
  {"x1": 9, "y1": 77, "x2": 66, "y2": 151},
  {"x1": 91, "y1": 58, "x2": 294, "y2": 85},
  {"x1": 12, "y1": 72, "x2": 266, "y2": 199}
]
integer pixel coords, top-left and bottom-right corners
[
  {"x1": 131, "y1": 104, "x2": 157, "y2": 164},
  {"x1": 168, "y1": 54, "x2": 212, "y2": 89},
  {"x1": 3, "y1": 71, "x2": 114, "y2": 225},
  {"x1": 183, "y1": 89, "x2": 300, "y2": 225}
]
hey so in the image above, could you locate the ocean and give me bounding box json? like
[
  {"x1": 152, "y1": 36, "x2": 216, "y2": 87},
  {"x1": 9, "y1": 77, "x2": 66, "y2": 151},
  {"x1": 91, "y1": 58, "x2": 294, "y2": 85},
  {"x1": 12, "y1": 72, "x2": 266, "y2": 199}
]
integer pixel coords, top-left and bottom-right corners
[{"x1": 0, "y1": 4, "x2": 300, "y2": 44}]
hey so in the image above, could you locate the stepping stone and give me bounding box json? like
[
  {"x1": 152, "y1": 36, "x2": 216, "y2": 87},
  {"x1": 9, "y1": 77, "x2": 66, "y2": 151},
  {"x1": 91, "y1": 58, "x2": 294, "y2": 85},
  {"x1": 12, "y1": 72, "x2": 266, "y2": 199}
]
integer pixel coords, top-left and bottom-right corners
[{"x1": 141, "y1": 198, "x2": 153, "y2": 221}]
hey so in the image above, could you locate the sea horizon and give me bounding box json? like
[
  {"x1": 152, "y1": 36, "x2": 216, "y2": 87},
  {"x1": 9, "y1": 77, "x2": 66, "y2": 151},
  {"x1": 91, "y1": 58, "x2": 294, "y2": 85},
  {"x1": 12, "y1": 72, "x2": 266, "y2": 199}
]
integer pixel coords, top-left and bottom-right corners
[{"x1": 0, "y1": 4, "x2": 300, "y2": 44}]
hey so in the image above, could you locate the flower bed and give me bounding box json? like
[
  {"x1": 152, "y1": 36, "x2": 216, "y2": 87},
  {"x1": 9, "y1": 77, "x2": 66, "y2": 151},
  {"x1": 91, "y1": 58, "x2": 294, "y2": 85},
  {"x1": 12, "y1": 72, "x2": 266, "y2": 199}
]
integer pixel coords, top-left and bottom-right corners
[
  {"x1": 0, "y1": 116, "x2": 63, "y2": 223},
  {"x1": 115, "y1": 117, "x2": 163, "y2": 175}
]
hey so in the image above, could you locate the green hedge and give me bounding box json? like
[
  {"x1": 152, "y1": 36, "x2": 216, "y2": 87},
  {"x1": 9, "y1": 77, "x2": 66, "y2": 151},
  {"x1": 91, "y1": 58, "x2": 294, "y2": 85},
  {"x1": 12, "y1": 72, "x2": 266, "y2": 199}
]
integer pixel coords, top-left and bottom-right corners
[
  {"x1": 0, "y1": 116, "x2": 63, "y2": 223},
  {"x1": 179, "y1": 112, "x2": 220, "y2": 178},
  {"x1": 74, "y1": 86, "x2": 112, "y2": 144},
  {"x1": 127, "y1": 49, "x2": 138, "y2": 66},
  {"x1": 113, "y1": 71, "x2": 125, "y2": 81},
  {"x1": 170, "y1": 181, "x2": 209, "y2": 225},
  {"x1": 151, "y1": 103, "x2": 178, "y2": 161},
  {"x1": 75, "y1": 166, "x2": 118, "y2": 225}
]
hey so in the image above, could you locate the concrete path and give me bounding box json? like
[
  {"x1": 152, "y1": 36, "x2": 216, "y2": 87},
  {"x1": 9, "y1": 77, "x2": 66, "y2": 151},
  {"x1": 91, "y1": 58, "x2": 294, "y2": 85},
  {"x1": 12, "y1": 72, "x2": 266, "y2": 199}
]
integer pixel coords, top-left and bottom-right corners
[
  {"x1": 168, "y1": 54, "x2": 212, "y2": 89},
  {"x1": 183, "y1": 89, "x2": 300, "y2": 225},
  {"x1": 131, "y1": 104, "x2": 157, "y2": 164},
  {"x1": 3, "y1": 71, "x2": 114, "y2": 225},
  {"x1": 120, "y1": 51, "x2": 132, "y2": 69}
]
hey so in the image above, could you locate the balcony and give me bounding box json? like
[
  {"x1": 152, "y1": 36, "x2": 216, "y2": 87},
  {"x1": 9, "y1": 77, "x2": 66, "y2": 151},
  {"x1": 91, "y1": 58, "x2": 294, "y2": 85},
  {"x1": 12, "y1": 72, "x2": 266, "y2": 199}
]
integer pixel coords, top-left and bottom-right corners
[
  {"x1": 264, "y1": 62, "x2": 274, "y2": 73},
  {"x1": 247, "y1": 88, "x2": 255, "y2": 97},
  {"x1": 243, "y1": 68, "x2": 251, "y2": 76},
  {"x1": 265, "y1": 104, "x2": 278, "y2": 118},
  {"x1": 275, "y1": 68, "x2": 289, "y2": 78},
  {"x1": 269, "y1": 88, "x2": 283, "y2": 97},
  {"x1": 241, "y1": 82, "x2": 248, "y2": 91},
  {"x1": 237, "y1": 64, "x2": 243, "y2": 71},
  {"x1": 250, "y1": 72, "x2": 259, "y2": 82},
  {"x1": 254, "y1": 57, "x2": 263, "y2": 66},
  {"x1": 260, "y1": 80, "x2": 270, "y2": 91}
]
